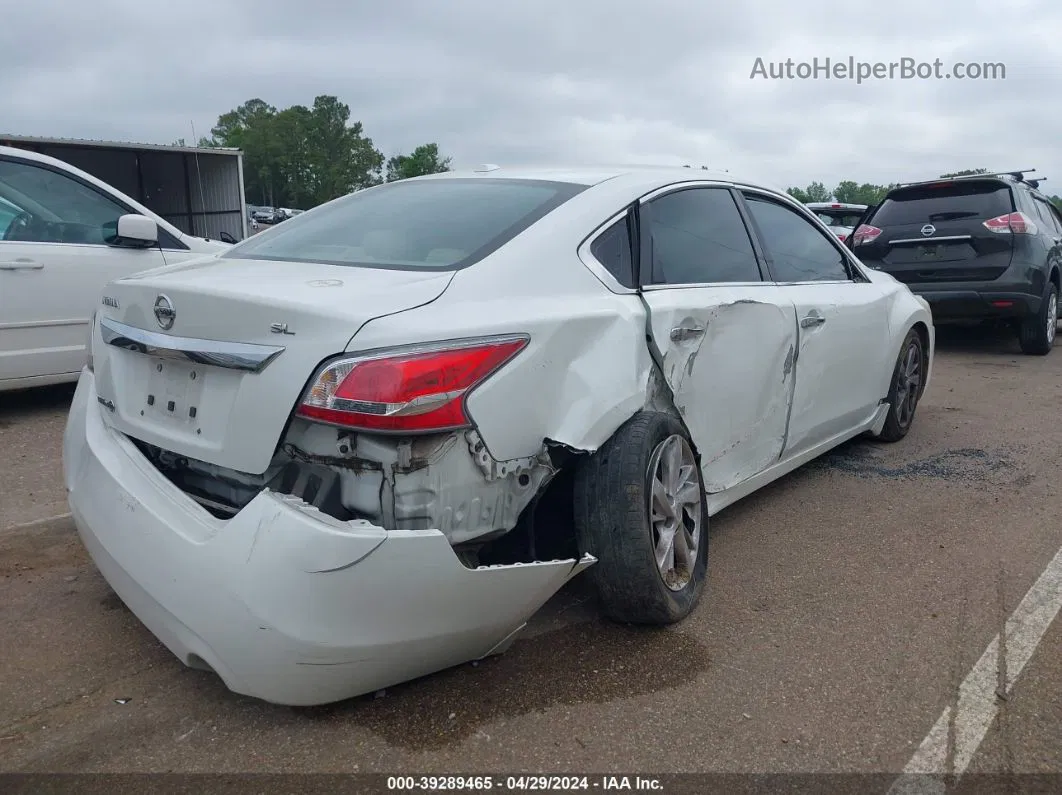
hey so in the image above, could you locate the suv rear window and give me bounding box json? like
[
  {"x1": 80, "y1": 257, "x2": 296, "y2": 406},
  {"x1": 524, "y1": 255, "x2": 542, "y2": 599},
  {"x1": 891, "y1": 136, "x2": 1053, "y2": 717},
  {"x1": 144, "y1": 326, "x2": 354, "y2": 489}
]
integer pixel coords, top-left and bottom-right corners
[
  {"x1": 224, "y1": 178, "x2": 587, "y2": 270},
  {"x1": 870, "y1": 181, "x2": 1013, "y2": 226}
]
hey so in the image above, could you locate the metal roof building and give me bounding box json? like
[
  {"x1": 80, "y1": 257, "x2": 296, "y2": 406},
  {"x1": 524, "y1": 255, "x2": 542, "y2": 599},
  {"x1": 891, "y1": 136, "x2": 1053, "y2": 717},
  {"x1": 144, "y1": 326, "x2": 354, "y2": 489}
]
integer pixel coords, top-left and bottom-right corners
[{"x1": 0, "y1": 134, "x2": 248, "y2": 242}]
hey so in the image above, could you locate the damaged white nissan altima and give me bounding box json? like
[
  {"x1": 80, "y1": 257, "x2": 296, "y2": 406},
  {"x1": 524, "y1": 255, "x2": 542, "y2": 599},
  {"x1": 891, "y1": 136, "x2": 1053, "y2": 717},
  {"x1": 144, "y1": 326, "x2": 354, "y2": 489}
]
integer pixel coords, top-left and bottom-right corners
[{"x1": 63, "y1": 165, "x2": 934, "y2": 706}]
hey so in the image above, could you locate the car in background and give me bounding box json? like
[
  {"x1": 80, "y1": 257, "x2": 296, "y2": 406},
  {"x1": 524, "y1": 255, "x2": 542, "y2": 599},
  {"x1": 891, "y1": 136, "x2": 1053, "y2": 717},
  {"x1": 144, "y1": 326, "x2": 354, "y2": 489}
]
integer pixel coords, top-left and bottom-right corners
[
  {"x1": 850, "y1": 172, "x2": 1062, "y2": 355},
  {"x1": 807, "y1": 202, "x2": 867, "y2": 244},
  {"x1": 0, "y1": 145, "x2": 230, "y2": 392},
  {"x1": 251, "y1": 207, "x2": 276, "y2": 224},
  {"x1": 66, "y1": 165, "x2": 934, "y2": 706}
]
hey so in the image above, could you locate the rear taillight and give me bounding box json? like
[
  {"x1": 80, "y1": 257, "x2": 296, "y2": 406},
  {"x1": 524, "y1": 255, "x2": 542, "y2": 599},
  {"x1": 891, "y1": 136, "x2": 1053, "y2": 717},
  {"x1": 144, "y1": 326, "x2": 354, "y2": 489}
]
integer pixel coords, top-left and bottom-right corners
[
  {"x1": 983, "y1": 212, "x2": 1038, "y2": 235},
  {"x1": 296, "y1": 336, "x2": 529, "y2": 432},
  {"x1": 836, "y1": 232, "x2": 848, "y2": 242},
  {"x1": 852, "y1": 224, "x2": 882, "y2": 245}
]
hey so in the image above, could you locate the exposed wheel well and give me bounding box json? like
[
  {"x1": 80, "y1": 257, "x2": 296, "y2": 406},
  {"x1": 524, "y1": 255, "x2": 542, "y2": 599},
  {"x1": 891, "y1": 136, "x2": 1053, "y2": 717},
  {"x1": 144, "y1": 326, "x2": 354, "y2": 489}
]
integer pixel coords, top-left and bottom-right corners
[{"x1": 1050, "y1": 266, "x2": 1060, "y2": 294}]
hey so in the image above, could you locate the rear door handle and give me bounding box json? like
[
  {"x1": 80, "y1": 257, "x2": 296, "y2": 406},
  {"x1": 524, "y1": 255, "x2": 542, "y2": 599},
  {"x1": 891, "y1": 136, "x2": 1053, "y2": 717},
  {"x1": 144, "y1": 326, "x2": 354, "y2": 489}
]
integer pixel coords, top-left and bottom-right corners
[
  {"x1": 800, "y1": 315, "x2": 826, "y2": 328},
  {"x1": 670, "y1": 324, "x2": 707, "y2": 342},
  {"x1": 0, "y1": 259, "x2": 43, "y2": 271}
]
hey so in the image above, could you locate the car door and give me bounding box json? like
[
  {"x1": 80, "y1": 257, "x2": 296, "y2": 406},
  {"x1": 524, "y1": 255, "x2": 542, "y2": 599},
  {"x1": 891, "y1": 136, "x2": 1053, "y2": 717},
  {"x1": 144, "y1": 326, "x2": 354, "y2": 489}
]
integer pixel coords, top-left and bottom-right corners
[
  {"x1": 635, "y1": 183, "x2": 799, "y2": 493},
  {"x1": 740, "y1": 189, "x2": 893, "y2": 457},
  {"x1": 0, "y1": 155, "x2": 169, "y2": 383}
]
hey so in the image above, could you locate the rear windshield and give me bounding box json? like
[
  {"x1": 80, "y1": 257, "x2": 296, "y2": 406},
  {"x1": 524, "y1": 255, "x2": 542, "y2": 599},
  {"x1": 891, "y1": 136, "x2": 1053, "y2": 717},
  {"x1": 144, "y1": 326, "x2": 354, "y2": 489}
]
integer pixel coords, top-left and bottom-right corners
[
  {"x1": 815, "y1": 210, "x2": 864, "y2": 227},
  {"x1": 224, "y1": 178, "x2": 587, "y2": 270},
  {"x1": 871, "y1": 181, "x2": 1013, "y2": 226}
]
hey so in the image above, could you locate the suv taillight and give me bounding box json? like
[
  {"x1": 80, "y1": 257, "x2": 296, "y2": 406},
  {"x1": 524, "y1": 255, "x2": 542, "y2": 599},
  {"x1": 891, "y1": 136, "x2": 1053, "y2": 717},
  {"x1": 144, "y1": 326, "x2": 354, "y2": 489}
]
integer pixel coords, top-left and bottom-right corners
[
  {"x1": 296, "y1": 336, "x2": 529, "y2": 432},
  {"x1": 852, "y1": 224, "x2": 882, "y2": 245},
  {"x1": 983, "y1": 212, "x2": 1038, "y2": 235}
]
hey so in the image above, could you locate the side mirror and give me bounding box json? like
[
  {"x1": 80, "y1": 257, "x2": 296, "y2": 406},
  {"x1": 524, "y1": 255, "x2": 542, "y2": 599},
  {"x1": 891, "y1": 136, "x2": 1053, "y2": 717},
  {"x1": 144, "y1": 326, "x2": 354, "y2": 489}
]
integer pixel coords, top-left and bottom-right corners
[
  {"x1": 219, "y1": 231, "x2": 237, "y2": 244},
  {"x1": 107, "y1": 214, "x2": 158, "y2": 248}
]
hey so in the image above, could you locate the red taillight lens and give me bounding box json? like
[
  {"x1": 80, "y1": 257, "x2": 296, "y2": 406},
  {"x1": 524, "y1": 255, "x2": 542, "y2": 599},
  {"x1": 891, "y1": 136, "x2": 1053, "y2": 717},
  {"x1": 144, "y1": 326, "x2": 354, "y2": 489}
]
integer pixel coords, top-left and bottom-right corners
[
  {"x1": 836, "y1": 232, "x2": 848, "y2": 242},
  {"x1": 983, "y1": 212, "x2": 1038, "y2": 235},
  {"x1": 297, "y1": 336, "x2": 529, "y2": 432},
  {"x1": 852, "y1": 224, "x2": 882, "y2": 245}
]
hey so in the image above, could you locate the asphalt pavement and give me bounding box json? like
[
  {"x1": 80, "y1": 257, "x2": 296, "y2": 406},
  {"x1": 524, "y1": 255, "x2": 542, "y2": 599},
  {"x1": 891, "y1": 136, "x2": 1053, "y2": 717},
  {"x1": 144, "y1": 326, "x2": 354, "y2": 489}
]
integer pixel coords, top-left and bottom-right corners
[{"x1": 1, "y1": 325, "x2": 1060, "y2": 788}]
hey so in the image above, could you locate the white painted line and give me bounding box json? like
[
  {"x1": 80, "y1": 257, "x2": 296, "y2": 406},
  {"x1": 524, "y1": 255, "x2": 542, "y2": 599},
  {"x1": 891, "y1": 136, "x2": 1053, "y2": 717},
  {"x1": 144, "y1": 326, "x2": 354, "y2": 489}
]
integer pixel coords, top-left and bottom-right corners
[
  {"x1": 888, "y1": 543, "x2": 1062, "y2": 794},
  {"x1": 0, "y1": 511, "x2": 73, "y2": 534}
]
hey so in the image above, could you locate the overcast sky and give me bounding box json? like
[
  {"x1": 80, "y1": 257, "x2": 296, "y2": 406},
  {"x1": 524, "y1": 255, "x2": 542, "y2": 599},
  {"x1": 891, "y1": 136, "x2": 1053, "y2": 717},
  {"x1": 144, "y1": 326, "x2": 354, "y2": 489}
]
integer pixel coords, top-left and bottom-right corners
[{"x1": 3, "y1": 0, "x2": 1060, "y2": 191}]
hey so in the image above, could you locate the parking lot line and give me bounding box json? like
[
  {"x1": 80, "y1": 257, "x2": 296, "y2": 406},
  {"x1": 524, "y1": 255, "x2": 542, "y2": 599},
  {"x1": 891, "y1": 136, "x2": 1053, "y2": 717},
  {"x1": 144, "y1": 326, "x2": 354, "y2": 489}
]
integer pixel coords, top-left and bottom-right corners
[
  {"x1": 889, "y1": 543, "x2": 1062, "y2": 793},
  {"x1": 0, "y1": 512, "x2": 71, "y2": 534}
]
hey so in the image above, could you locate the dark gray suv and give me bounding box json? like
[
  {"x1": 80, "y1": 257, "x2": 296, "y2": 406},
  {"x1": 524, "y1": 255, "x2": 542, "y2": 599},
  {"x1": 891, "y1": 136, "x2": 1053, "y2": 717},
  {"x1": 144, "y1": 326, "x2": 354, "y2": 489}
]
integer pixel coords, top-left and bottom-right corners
[{"x1": 851, "y1": 172, "x2": 1062, "y2": 355}]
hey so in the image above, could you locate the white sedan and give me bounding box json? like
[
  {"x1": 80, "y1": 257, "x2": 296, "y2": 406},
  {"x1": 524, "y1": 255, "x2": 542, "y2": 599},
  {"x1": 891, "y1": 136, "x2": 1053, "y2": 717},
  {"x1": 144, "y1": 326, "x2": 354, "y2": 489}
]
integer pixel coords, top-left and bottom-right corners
[
  {"x1": 0, "y1": 145, "x2": 230, "y2": 392},
  {"x1": 63, "y1": 165, "x2": 934, "y2": 706}
]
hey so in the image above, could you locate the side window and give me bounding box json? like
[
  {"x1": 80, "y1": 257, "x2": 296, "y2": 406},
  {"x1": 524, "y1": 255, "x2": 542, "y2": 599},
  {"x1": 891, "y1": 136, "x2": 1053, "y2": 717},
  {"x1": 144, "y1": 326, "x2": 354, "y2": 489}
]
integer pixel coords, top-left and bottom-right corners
[
  {"x1": 1032, "y1": 197, "x2": 1062, "y2": 236},
  {"x1": 743, "y1": 194, "x2": 850, "y2": 282},
  {"x1": 589, "y1": 216, "x2": 635, "y2": 288},
  {"x1": 0, "y1": 158, "x2": 128, "y2": 245},
  {"x1": 1051, "y1": 204, "x2": 1062, "y2": 237},
  {"x1": 644, "y1": 187, "x2": 761, "y2": 285}
]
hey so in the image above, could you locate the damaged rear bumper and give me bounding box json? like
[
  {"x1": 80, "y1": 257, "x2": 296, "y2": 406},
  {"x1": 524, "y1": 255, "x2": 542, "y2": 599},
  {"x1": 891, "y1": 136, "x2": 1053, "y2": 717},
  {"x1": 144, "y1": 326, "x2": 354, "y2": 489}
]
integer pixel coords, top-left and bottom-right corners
[{"x1": 62, "y1": 370, "x2": 594, "y2": 706}]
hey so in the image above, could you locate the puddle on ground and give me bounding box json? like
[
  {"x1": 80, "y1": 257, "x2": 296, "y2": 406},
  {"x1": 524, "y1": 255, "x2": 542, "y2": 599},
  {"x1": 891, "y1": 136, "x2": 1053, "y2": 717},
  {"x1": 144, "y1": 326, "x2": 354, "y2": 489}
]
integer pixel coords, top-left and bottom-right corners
[{"x1": 298, "y1": 620, "x2": 711, "y2": 751}]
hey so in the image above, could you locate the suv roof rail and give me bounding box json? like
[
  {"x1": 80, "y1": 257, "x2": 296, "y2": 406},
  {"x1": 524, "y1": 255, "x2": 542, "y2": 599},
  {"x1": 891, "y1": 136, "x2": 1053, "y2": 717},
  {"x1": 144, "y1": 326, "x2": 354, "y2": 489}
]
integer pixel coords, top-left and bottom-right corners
[{"x1": 895, "y1": 169, "x2": 1038, "y2": 189}]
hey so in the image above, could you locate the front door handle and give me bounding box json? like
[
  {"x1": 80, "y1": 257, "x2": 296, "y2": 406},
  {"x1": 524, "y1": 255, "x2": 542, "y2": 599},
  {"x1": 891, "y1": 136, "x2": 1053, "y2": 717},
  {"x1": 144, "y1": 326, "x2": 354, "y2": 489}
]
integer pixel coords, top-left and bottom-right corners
[
  {"x1": 670, "y1": 324, "x2": 707, "y2": 342},
  {"x1": 800, "y1": 315, "x2": 826, "y2": 328},
  {"x1": 0, "y1": 259, "x2": 43, "y2": 271}
]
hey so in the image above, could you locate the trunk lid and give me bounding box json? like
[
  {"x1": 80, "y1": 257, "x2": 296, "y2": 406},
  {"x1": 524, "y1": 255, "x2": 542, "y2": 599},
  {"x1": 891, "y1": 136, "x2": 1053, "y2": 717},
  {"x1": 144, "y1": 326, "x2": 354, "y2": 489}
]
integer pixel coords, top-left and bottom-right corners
[
  {"x1": 92, "y1": 257, "x2": 454, "y2": 474},
  {"x1": 856, "y1": 180, "x2": 1016, "y2": 284}
]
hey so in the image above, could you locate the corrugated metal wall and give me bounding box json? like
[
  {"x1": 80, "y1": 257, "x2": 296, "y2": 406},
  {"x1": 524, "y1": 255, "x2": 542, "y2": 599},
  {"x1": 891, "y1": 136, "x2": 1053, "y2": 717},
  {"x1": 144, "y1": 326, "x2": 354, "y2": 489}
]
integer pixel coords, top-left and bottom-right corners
[{"x1": 0, "y1": 140, "x2": 246, "y2": 242}]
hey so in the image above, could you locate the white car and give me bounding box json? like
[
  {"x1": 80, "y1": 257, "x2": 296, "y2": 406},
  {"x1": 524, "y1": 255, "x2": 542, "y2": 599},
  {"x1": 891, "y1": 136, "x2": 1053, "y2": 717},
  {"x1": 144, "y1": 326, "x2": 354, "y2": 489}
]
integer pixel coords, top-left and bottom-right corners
[
  {"x1": 806, "y1": 201, "x2": 869, "y2": 243},
  {"x1": 0, "y1": 146, "x2": 231, "y2": 392},
  {"x1": 64, "y1": 166, "x2": 934, "y2": 706}
]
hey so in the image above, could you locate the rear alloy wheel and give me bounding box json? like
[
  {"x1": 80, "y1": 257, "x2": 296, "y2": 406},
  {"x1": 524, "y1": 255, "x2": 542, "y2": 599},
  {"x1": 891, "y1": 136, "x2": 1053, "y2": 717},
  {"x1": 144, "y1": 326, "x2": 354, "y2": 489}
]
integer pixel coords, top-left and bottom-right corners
[
  {"x1": 876, "y1": 328, "x2": 924, "y2": 443},
  {"x1": 1018, "y1": 281, "x2": 1057, "y2": 355},
  {"x1": 574, "y1": 411, "x2": 709, "y2": 625}
]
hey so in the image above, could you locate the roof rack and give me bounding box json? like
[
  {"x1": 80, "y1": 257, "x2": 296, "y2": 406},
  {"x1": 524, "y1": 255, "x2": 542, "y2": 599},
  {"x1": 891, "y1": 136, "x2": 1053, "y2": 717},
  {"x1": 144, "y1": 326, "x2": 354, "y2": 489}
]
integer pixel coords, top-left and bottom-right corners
[{"x1": 896, "y1": 169, "x2": 1038, "y2": 189}]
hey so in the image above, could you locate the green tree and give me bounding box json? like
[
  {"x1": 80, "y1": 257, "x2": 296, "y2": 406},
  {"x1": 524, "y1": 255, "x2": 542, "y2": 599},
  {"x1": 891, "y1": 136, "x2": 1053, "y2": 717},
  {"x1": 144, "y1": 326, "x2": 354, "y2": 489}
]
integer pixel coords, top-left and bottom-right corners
[
  {"x1": 786, "y1": 181, "x2": 831, "y2": 203},
  {"x1": 1051, "y1": 195, "x2": 1062, "y2": 210},
  {"x1": 206, "y1": 96, "x2": 384, "y2": 208},
  {"x1": 386, "y1": 143, "x2": 453, "y2": 182},
  {"x1": 170, "y1": 137, "x2": 217, "y2": 148},
  {"x1": 939, "y1": 168, "x2": 989, "y2": 178},
  {"x1": 834, "y1": 181, "x2": 896, "y2": 206}
]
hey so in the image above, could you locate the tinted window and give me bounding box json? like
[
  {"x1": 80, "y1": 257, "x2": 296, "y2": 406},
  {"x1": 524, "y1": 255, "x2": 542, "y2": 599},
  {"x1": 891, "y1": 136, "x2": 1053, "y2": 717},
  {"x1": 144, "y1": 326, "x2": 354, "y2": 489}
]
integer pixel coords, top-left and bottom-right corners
[
  {"x1": 744, "y1": 195, "x2": 850, "y2": 282},
  {"x1": 225, "y1": 178, "x2": 586, "y2": 270},
  {"x1": 1032, "y1": 196, "x2": 1062, "y2": 235},
  {"x1": 0, "y1": 158, "x2": 128, "y2": 244},
  {"x1": 645, "y1": 187, "x2": 761, "y2": 284},
  {"x1": 589, "y1": 217, "x2": 634, "y2": 287},
  {"x1": 871, "y1": 181, "x2": 1013, "y2": 226}
]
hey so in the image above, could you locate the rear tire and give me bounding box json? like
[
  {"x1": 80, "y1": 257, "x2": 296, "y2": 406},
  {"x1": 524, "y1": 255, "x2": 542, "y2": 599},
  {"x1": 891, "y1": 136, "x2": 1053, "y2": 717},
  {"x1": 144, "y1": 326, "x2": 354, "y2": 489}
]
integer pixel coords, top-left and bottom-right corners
[
  {"x1": 1018, "y1": 282, "x2": 1057, "y2": 356},
  {"x1": 574, "y1": 411, "x2": 709, "y2": 625},
  {"x1": 876, "y1": 328, "x2": 925, "y2": 443}
]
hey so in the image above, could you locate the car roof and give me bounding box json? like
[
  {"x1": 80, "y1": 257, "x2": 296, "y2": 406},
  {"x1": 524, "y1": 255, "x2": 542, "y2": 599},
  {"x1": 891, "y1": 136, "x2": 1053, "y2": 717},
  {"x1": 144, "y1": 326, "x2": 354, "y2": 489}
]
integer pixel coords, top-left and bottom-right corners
[{"x1": 406, "y1": 164, "x2": 793, "y2": 199}]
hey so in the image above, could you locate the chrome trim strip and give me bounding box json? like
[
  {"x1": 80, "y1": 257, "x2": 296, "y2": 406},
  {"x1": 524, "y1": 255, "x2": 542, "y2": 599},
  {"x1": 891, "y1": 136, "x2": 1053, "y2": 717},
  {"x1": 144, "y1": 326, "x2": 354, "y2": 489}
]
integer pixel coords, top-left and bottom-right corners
[
  {"x1": 99, "y1": 316, "x2": 286, "y2": 373},
  {"x1": 889, "y1": 235, "x2": 973, "y2": 244}
]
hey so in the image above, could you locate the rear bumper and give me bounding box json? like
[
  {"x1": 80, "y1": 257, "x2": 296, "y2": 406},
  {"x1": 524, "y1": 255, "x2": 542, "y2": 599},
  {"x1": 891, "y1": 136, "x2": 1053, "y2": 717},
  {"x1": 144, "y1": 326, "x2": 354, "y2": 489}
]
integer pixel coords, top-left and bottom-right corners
[
  {"x1": 910, "y1": 288, "x2": 1041, "y2": 321},
  {"x1": 63, "y1": 369, "x2": 593, "y2": 706}
]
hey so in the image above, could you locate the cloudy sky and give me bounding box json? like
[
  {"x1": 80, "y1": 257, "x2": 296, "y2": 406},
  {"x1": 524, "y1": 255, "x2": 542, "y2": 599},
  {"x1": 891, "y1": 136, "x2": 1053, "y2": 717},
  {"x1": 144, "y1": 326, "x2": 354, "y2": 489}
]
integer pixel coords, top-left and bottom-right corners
[{"x1": 3, "y1": 0, "x2": 1060, "y2": 191}]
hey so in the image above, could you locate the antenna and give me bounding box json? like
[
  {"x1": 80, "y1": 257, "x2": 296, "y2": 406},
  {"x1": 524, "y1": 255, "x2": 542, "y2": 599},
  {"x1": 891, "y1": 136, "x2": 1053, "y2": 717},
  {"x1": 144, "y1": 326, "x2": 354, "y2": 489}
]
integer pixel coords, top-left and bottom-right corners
[{"x1": 190, "y1": 121, "x2": 208, "y2": 238}]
